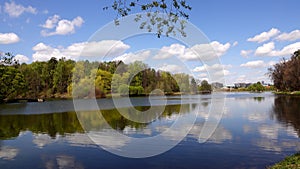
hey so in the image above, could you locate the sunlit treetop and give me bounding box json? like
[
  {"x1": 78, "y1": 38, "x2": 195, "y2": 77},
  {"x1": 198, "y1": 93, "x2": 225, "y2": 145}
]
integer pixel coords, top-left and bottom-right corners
[{"x1": 103, "y1": 0, "x2": 192, "y2": 38}]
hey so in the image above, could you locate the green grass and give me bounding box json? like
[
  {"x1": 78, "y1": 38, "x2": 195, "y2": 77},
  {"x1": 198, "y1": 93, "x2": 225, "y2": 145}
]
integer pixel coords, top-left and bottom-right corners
[
  {"x1": 268, "y1": 153, "x2": 300, "y2": 169},
  {"x1": 274, "y1": 91, "x2": 300, "y2": 95}
]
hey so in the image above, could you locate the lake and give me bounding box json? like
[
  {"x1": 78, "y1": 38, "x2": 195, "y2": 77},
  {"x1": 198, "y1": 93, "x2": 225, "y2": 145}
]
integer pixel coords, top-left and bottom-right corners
[{"x1": 0, "y1": 92, "x2": 299, "y2": 169}]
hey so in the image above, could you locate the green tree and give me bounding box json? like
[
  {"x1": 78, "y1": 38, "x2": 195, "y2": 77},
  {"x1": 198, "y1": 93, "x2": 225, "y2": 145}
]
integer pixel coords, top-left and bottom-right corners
[
  {"x1": 30, "y1": 61, "x2": 45, "y2": 97},
  {"x1": 190, "y1": 77, "x2": 197, "y2": 94},
  {"x1": 111, "y1": 74, "x2": 122, "y2": 93},
  {"x1": 71, "y1": 77, "x2": 94, "y2": 98},
  {"x1": 94, "y1": 69, "x2": 113, "y2": 97},
  {"x1": 41, "y1": 57, "x2": 58, "y2": 95},
  {"x1": 198, "y1": 80, "x2": 212, "y2": 93},
  {"x1": 0, "y1": 53, "x2": 26, "y2": 101},
  {"x1": 173, "y1": 73, "x2": 190, "y2": 93},
  {"x1": 72, "y1": 61, "x2": 86, "y2": 84},
  {"x1": 129, "y1": 85, "x2": 144, "y2": 96},
  {"x1": 0, "y1": 66, "x2": 26, "y2": 100},
  {"x1": 128, "y1": 61, "x2": 147, "y2": 87},
  {"x1": 53, "y1": 58, "x2": 75, "y2": 94},
  {"x1": 118, "y1": 84, "x2": 129, "y2": 96},
  {"x1": 247, "y1": 82, "x2": 264, "y2": 92}
]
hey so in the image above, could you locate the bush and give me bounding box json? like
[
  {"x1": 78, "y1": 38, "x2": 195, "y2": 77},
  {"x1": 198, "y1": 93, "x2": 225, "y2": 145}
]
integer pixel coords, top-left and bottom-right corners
[
  {"x1": 129, "y1": 86, "x2": 144, "y2": 96},
  {"x1": 118, "y1": 84, "x2": 129, "y2": 96}
]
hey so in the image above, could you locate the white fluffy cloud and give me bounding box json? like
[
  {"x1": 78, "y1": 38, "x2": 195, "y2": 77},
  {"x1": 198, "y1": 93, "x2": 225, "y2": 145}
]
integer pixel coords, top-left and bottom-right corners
[
  {"x1": 154, "y1": 41, "x2": 231, "y2": 61},
  {"x1": 193, "y1": 63, "x2": 231, "y2": 78},
  {"x1": 247, "y1": 28, "x2": 280, "y2": 43},
  {"x1": 0, "y1": 32, "x2": 20, "y2": 44},
  {"x1": 184, "y1": 41, "x2": 230, "y2": 61},
  {"x1": 193, "y1": 64, "x2": 231, "y2": 72},
  {"x1": 40, "y1": 14, "x2": 60, "y2": 29},
  {"x1": 240, "y1": 50, "x2": 253, "y2": 57},
  {"x1": 276, "y1": 30, "x2": 300, "y2": 41},
  {"x1": 210, "y1": 41, "x2": 231, "y2": 57},
  {"x1": 240, "y1": 60, "x2": 275, "y2": 69},
  {"x1": 4, "y1": 1, "x2": 37, "y2": 17},
  {"x1": 41, "y1": 15, "x2": 84, "y2": 36},
  {"x1": 79, "y1": 40, "x2": 130, "y2": 57},
  {"x1": 255, "y1": 42, "x2": 300, "y2": 57},
  {"x1": 154, "y1": 44, "x2": 185, "y2": 59},
  {"x1": 113, "y1": 50, "x2": 150, "y2": 64},
  {"x1": 14, "y1": 54, "x2": 29, "y2": 63},
  {"x1": 158, "y1": 64, "x2": 183, "y2": 73},
  {"x1": 233, "y1": 41, "x2": 238, "y2": 47},
  {"x1": 240, "y1": 60, "x2": 265, "y2": 68},
  {"x1": 32, "y1": 43, "x2": 62, "y2": 61},
  {"x1": 32, "y1": 40, "x2": 130, "y2": 61},
  {"x1": 254, "y1": 42, "x2": 275, "y2": 56}
]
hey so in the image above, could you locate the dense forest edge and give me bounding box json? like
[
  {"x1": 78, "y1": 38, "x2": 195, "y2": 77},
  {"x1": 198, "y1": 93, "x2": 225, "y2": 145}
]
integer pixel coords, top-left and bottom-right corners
[
  {"x1": 0, "y1": 52, "x2": 212, "y2": 103},
  {"x1": 1, "y1": 49, "x2": 299, "y2": 103}
]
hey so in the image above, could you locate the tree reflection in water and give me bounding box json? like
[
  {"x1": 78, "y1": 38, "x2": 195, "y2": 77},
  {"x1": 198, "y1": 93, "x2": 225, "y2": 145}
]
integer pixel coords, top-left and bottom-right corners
[
  {"x1": 270, "y1": 96, "x2": 300, "y2": 137},
  {"x1": 0, "y1": 104, "x2": 190, "y2": 140}
]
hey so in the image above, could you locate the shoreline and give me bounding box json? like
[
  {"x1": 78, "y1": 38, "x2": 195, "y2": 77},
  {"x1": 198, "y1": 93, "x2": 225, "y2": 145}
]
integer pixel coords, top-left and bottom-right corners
[
  {"x1": 268, "y1": 152, "x2": 300, "y2": 168},
  {"x1": 273, "y1": 91, "x2": 300, "y2": 96},
  {"x1": 5, "y1": 90, "x2": 300, "y2": 103}
]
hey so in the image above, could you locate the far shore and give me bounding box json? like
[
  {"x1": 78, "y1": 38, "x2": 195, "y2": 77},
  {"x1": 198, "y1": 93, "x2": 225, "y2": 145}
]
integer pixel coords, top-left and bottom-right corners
[{"x1": 4, "y1": 90, "x2": 300, "y2": 104}]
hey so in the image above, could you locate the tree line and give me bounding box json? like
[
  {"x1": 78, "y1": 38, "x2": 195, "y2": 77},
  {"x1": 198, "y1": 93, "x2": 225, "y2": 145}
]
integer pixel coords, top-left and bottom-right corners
[
  {"x1": 0, "y1": 53, "x2": 212, "y2": 102},
  {"x1": 268, "y1": 49, "x2": 300, "y2": 92}
]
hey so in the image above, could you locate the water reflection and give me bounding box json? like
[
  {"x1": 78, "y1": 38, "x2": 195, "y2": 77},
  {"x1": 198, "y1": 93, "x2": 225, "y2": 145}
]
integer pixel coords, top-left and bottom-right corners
[
  {"x1": 33, "y1": 134, "x2": 57, "y2": 148},
  {"x1": 189, "y1": 125, "x2": 232, "y2": 144},
  {"x1": 0, "y1": 105, "x2": 193, "y2": 140},
  {"x1": 258, "y1": 124, "x2": 281, "y2": 140},
  {"x1": 243, "y1": 125, "x2": 252, "y2": 133},
  {"x1": 253, "y1": 97, "x2": 265, "y2": 102},
  {"x1": 0, "y1": 112, "x2": 84, "y2": 139},
  {"x1": 0, "y1": 94, "x2": 300, "y2": 169},
  {"x1": 42, "y1": 155, "x2": 84, "y2": 169},
  {"x1": 0, "y1": 146, "x2": 19, "y2": 160},
  {"x1": 250, "y1": 95, "x2": 300, "y2": 153},
  {"x1": 255, "y1": 138, "x2": 300, "y2": 153},
  {"x1": 270, "y1": 96, "x2": 300, "y2": 137},
  {"x1": 247, "y1": 112, "x2": 268, "y2": 122},
  {"x1": 63, "y1": 133, "x2": 95, "y2": 148}
]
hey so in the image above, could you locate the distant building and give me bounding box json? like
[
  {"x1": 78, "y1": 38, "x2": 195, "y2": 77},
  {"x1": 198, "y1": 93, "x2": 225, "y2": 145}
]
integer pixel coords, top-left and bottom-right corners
[
  {"x1": 212, "y1": 82, "x2": 224, "y2": 89},
  {"x1": 234, "y1": 83, "x2": 252, "y2": 88}
]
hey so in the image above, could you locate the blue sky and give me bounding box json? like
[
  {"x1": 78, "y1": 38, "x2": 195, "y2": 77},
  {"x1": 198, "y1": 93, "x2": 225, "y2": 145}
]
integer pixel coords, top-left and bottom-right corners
[{"x1": 1, "y1": 0, "x2": 300, "y2": 85}]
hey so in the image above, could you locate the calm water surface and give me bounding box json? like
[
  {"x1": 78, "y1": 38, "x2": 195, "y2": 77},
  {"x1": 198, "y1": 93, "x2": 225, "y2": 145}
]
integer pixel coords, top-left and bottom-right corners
[{"x1": 0, "y1": 92, "x2": 299, "y2": 169}]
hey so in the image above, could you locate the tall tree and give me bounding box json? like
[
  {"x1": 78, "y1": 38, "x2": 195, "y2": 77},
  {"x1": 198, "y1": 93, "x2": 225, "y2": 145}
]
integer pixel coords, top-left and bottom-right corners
[
  {"x1": 190, "y1": 77, "x2": 197, "y2": 94},
  {"x1": 269, "y1": 50, "x2": 300, "y2": 91},
  {"x1": 198, "y1": 80, "x2": 212, "y2": 93},
  {"x1": 41, "y1": 57, "x2": 58, "y2": 96},
  {"x1": 53, "y1": 58, "x2": 75, "y2": 94},
  {"x1": 0, "y1": 53, "x2": 26, "y2": 101}
]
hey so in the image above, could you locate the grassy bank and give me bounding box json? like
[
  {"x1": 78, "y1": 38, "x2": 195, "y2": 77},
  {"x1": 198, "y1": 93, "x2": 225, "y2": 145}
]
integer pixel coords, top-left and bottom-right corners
[
  {"x1": 268, "y1": 153, "x2": 300, "y2": 169},
  {"x1": 274, "y1": 91, "x2": 300, "y2": 95}
]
